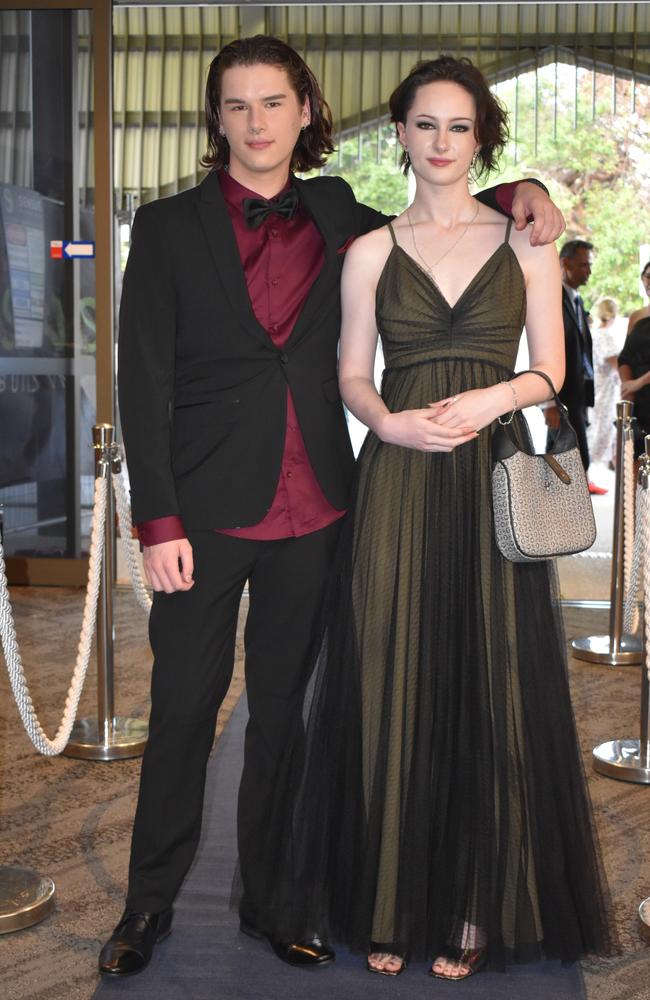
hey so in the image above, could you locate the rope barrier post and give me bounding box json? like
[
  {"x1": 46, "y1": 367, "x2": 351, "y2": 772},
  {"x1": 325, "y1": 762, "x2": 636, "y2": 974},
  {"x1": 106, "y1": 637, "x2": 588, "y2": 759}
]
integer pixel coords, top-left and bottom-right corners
[
  {"x1": 0, "y1": 866, "x2": 56, "y2": 934},
  {"x1": 63, "y1": 424, "x2": 148, "y2": 760},
  {"x1": 0, "y1": 506, "x2": 57, "y2": 933},
  {"x1": 572, "y1": 399, "x2": 643, "y2": 665},
  {"x1": 640, "y1": 896, "x2": 650, "y2": 934},
  {"x1": 593, "y1": 434, "x2": 650, "y2": 784}
]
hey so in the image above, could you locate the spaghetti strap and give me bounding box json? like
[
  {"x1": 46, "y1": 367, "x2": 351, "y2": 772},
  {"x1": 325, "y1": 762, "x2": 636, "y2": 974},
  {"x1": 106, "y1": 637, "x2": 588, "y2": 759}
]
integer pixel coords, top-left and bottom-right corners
[
  {"x1": 504, "y1": 217, "x2": 513, "y2": 244},
  {"x1": 387, "y1": 221, "x2": 398, "y2": 246}
]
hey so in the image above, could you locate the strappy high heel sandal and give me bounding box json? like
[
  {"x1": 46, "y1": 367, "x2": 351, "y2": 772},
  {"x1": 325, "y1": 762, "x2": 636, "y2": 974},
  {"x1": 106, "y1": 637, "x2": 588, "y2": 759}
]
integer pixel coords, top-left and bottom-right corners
[
  {"x1": 429, "y1": 945, "x2": 487, "y2": 981},
  {"x1": 367, "y1": 951, "x2": 407, "y2": 976}
]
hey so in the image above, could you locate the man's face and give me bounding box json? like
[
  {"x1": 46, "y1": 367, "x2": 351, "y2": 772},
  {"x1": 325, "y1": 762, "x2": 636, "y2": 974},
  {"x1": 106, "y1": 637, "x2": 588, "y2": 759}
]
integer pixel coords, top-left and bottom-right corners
[
  {"x1": 562, "y1": 247, "x2": 593, "y2": 289},
  {"x1": 218, "y1": 63, "x2": 309, "y2": 189}
]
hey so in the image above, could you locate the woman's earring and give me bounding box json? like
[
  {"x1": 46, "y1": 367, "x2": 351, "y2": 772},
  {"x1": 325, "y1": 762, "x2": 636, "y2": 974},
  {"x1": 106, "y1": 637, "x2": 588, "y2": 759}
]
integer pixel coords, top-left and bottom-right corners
[
  {"x1": 301, "y1": 122, "x2": 309, "y2": 132},
  {"x1": 404, "y1": 150, "x2": 411, "y2": 167},
  {"x1": 219, "y1": 126, "x2": 226, "y2": 138}
]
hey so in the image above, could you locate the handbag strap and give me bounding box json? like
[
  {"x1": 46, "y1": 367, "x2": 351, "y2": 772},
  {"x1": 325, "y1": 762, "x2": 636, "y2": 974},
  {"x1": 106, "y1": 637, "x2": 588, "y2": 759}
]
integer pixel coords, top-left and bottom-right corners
[
  {"x1": 512, "y1": 369, "x2": 567, "y2": 412},
  {"x1": 493, "y1": 369, "x2": 576, "y2": 461}
]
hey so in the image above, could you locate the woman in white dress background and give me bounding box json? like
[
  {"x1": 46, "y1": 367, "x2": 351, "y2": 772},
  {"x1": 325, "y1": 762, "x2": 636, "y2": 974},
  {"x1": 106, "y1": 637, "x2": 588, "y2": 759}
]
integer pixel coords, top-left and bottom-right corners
[{"x1": 588, "y1": 296, "x2": 625, "y2": 469}]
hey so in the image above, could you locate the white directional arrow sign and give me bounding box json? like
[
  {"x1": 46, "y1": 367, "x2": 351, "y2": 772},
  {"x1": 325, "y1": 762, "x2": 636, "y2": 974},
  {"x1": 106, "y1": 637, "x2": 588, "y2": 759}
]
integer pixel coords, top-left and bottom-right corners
[{"x1": 63, "y1": 241, "x2": 95, "y2": 259}]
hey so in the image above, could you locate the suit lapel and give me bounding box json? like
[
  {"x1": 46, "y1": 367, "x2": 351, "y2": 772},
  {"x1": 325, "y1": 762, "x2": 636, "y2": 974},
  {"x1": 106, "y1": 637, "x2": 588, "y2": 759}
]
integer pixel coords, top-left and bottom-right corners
[
  {"x1": 563, "y1": 286, "x2": 584, "y2": 344},
  {"x1": 283, "y1": 177, "x2": 339, "y2": 349},
  {"x1": 194, "y1": 171, "x2": 272, "y2": 347}
]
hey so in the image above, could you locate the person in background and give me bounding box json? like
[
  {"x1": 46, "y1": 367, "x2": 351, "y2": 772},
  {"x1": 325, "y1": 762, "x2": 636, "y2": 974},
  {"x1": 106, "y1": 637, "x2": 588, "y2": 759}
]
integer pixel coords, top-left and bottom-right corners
[
  {"x1": 544, "y1": 239, "x2": 608, "y2": 495},
  {"x1": 588, "y1": 296, "x2": 622, "y2": 470},
  {"x1": 626, "y1": 261, "x2": 650, "y2": 335},
  {"x1": 619, "y1": 315, "x2": 650, "y2": 457}
]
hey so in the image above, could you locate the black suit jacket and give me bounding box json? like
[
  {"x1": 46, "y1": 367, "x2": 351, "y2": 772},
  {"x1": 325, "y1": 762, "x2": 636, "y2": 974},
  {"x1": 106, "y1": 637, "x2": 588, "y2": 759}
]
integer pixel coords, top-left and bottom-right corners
[
  {"x1": 558, "y1": 286, "x2": 594, "y2": 412},
  {"x1": 118, "y1": 171, "x2": 516, "y2": 530}
]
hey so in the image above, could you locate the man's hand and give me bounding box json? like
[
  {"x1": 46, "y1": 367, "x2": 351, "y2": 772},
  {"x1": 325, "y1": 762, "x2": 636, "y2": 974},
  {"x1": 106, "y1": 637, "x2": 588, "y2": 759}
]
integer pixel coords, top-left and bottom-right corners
[
  {"x1": 543, "y1": 405, "x2": 562, "y2": 430},
  {"x1": 512, "y1": 182, "x2": 565, "y2": 247},
  {"x1": 143, "y1": 537, "x2": 194, "y2": 594}
]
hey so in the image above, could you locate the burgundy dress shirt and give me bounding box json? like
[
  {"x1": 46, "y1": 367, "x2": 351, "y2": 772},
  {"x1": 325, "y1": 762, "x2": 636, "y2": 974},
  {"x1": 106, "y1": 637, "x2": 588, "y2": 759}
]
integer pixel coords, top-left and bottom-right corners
[{"x1": 136, "y1": 169, "x2": 345, "y2": 547}]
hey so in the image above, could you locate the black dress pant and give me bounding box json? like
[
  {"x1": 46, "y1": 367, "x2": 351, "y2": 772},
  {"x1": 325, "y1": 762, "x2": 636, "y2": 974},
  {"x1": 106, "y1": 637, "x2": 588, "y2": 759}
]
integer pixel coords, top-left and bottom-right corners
[{"x1": 126, "y1": 521, "x2": 342, "y2": 918}]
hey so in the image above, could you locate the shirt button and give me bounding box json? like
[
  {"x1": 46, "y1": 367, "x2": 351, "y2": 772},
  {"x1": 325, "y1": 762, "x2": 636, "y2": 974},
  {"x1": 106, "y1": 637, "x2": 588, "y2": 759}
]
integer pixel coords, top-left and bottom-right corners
[
  {"x1": 271, "y1": 278, "x2": 279, "y2": 286},
  {"x1": 269, "y1": 324, "x2": 278, "y2": 333},
  {"x1": 287, "y1": 471, "x2": 293, "y2": 478},
  {"x1": 270, "y1": 229, "x2": 278, "y2": 238},
  {"x1": 279, "y1": 352, "x2": 289, "y2": 364}
]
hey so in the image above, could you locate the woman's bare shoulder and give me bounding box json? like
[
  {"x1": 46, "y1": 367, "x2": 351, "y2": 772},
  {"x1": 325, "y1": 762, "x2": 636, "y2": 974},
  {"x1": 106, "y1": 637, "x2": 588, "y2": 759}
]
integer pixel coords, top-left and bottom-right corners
[
  {"x1": 508, "y1": 220, "x2": 559, "y2": 265},
  {"x1": 343, "y1": 223, "x2": 395, "y2": 279}
]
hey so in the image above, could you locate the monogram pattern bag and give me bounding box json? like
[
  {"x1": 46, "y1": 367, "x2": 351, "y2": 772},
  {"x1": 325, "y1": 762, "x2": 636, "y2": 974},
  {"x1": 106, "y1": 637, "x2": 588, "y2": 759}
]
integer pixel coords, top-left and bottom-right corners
[{"x1": 491, "y1": 369, "x2": 597, "y2": 562}]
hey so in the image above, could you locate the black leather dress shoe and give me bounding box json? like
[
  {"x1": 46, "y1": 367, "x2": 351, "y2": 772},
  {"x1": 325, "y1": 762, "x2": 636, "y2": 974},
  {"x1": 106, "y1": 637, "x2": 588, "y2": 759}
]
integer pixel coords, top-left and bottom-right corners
[
  {"x1": 98, "y1": 908, "x2": 173, "y2": 977},
  {"x1": 240, "y1": 918, "x2": 335, "y2": 967}
]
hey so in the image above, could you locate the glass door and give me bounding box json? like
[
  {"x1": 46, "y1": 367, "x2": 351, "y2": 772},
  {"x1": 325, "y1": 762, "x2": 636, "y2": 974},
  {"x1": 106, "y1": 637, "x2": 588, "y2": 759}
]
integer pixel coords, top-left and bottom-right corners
[{"x1": 0, "y1": 1, "x2": 113, "y2": 585}]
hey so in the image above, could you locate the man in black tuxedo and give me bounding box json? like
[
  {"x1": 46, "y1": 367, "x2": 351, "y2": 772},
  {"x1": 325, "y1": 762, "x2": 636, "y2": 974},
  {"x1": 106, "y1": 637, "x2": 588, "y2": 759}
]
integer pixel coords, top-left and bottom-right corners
[
  {"x1": 544, "y1": 239, "x2": 607, "y2": 495},
  {"x1": 99, "y1": 35, "x2": 565, "y2": 977}
]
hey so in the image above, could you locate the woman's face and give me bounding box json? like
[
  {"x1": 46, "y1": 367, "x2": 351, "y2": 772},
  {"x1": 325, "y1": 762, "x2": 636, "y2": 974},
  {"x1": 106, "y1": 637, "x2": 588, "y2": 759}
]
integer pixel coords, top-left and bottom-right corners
[{"x1": 396, "y1": 80, "x2": 481, "y2": 188}]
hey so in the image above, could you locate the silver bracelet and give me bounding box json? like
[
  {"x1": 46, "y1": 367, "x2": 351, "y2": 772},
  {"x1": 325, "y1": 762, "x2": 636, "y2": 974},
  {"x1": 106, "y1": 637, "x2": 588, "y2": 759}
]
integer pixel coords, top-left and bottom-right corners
[{"x1": 497, "y1": 380, "x2": 519, "y2": 426}]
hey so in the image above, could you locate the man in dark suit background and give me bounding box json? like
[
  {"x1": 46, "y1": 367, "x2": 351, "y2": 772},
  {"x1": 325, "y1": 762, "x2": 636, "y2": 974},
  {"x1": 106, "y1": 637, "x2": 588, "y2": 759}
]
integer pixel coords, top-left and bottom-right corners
[
  {"x1": 99, "y1": 35, "x2": 566, "y2": 978},
  {"x1": 544, "y1": 238, "x2": 607, "y2": 495}
]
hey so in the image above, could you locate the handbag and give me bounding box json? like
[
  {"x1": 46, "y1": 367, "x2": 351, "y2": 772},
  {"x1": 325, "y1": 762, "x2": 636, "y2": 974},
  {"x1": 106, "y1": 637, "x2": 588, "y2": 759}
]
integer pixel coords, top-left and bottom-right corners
[{"x1": 491, "y1": 369, "x2": 597, "y2": 562}]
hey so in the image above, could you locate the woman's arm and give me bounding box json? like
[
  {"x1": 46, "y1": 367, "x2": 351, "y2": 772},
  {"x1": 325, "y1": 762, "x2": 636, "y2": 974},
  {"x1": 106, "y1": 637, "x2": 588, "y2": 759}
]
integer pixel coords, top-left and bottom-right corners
[
  {"x1": 618, "y1": 362, "x2": 650, "y2": 398},
  {"x1": 338, "y1": 233, "x2": 478, "y2": 453}
]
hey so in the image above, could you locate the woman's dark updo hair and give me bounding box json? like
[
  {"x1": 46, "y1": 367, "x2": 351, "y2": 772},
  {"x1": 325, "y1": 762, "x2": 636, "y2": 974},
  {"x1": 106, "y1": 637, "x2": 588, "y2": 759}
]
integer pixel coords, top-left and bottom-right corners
[
  {"x1": 389, "y1": 55, "x2": 509, "y2": 178},
  {"x1": 201, "y1": 35, "x2": 335, "y2": 173}
]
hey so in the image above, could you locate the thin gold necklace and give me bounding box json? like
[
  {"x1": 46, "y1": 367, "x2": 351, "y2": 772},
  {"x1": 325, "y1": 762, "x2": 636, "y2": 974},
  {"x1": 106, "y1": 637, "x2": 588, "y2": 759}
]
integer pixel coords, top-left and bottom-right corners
[{"x1": 406, "y1": 201, "x2": 480, "y2": 277}]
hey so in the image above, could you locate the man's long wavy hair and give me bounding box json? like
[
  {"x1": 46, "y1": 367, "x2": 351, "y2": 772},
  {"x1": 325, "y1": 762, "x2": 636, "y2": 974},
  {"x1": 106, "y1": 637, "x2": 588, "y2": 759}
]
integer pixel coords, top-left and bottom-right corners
[{"x1": 201, "y1": 35, "x2": 335, "y2": 173}]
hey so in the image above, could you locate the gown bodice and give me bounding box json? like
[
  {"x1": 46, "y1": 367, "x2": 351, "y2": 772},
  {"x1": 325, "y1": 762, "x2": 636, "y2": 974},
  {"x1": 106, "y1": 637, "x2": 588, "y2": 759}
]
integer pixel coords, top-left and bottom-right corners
[{"x1": 375, "y1": 228, "x2": 526, "y2": 375}]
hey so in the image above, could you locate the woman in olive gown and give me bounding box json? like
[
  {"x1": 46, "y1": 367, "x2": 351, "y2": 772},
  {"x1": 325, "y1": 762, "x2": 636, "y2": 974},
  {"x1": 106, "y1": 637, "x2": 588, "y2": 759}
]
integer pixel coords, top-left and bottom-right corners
[{"x1": 260, "y1": 55, "x2": 614, "y2": 981}]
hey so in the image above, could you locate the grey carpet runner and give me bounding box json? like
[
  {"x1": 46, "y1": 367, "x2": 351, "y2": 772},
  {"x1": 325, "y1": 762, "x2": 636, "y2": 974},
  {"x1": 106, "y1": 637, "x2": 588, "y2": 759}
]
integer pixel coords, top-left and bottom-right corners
[{"x1": 93, "y1": 696, "x2": 586, "y2": 1000}]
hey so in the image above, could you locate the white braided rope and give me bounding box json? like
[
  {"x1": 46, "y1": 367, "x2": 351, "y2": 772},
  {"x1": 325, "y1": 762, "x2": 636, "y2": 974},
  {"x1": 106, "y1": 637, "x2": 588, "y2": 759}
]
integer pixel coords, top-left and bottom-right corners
[
  {"x1": 641, "y1": 485, "x2": 650, "y2": 684},
  {"x1": 624, "y1": 481, "x2": 644, "y2": 635},
  {"x1": 623, "y1": 434, "x2": 641, "y2": 634},
  {"x1": 113, "y1": 468, "x2": 152, "y2": 613},
  {"x1": 0, "y1": 476, "x2": 107, "y2": 755}
]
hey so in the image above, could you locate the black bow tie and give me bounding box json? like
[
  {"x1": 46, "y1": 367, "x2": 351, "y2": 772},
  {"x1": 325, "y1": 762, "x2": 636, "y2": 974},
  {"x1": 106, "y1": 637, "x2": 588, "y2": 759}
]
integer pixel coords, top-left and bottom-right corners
[{"x1": 242, "y1": 188, "x2": 299, "y2": 230}]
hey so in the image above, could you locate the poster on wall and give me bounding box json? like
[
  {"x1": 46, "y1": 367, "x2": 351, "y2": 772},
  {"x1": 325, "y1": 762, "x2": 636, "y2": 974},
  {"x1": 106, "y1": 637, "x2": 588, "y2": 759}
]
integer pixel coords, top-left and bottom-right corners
[{"x1": 0, "y1": 183, "x2": 45, "y2": 351}]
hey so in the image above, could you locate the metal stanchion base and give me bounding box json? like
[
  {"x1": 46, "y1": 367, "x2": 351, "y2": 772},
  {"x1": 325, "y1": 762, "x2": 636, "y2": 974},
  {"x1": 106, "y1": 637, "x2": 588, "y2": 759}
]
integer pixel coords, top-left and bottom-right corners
[
  {"x1": 640, "y1": 897, "x2": 650, "y2": 927},
  {"x1": 571, "y1": 634, "x2": 643, "y2": 665},
  {"x1": 593, "y1": 739, "x2": 650, "y2": 783},
  {"x1": 63, "y1": 716, "x2": 148, "y2": 761},
  {"x1": 0, "y1": 866, "x2": 56, "y2": 934}
]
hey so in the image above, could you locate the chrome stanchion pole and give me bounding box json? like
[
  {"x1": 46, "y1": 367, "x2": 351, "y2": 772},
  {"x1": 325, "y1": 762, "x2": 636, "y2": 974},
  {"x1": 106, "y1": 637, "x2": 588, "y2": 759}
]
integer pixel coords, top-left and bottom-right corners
[
  {"x1": 64, "y1": 424, "x2": 148, "y2": 760},
  {"x1": 0, "y1": 507, "x2": 57, "y2": 933},
  {"x1": 593, "y1": 437, "x2": 650, "y2": 781},
  {"x1": 572, "y1": 399, "x2": 643, "y2": 664}
]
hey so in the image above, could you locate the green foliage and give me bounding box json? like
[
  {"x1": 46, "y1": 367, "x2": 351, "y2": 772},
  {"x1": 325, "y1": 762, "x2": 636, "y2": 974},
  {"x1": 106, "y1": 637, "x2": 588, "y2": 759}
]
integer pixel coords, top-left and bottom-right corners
[
  {"x1": 483, "y1": 66, "x2": 650, "y2": 315},
  {"x1": 324, "y1": 126, "x2": 409, "y2": 217}
]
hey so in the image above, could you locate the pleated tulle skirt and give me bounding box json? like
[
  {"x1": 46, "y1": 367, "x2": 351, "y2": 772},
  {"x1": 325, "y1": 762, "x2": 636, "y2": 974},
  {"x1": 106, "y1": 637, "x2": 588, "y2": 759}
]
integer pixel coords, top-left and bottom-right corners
[{"x1": 255, "y1": 356, "x2": 615, "y2": 967}]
